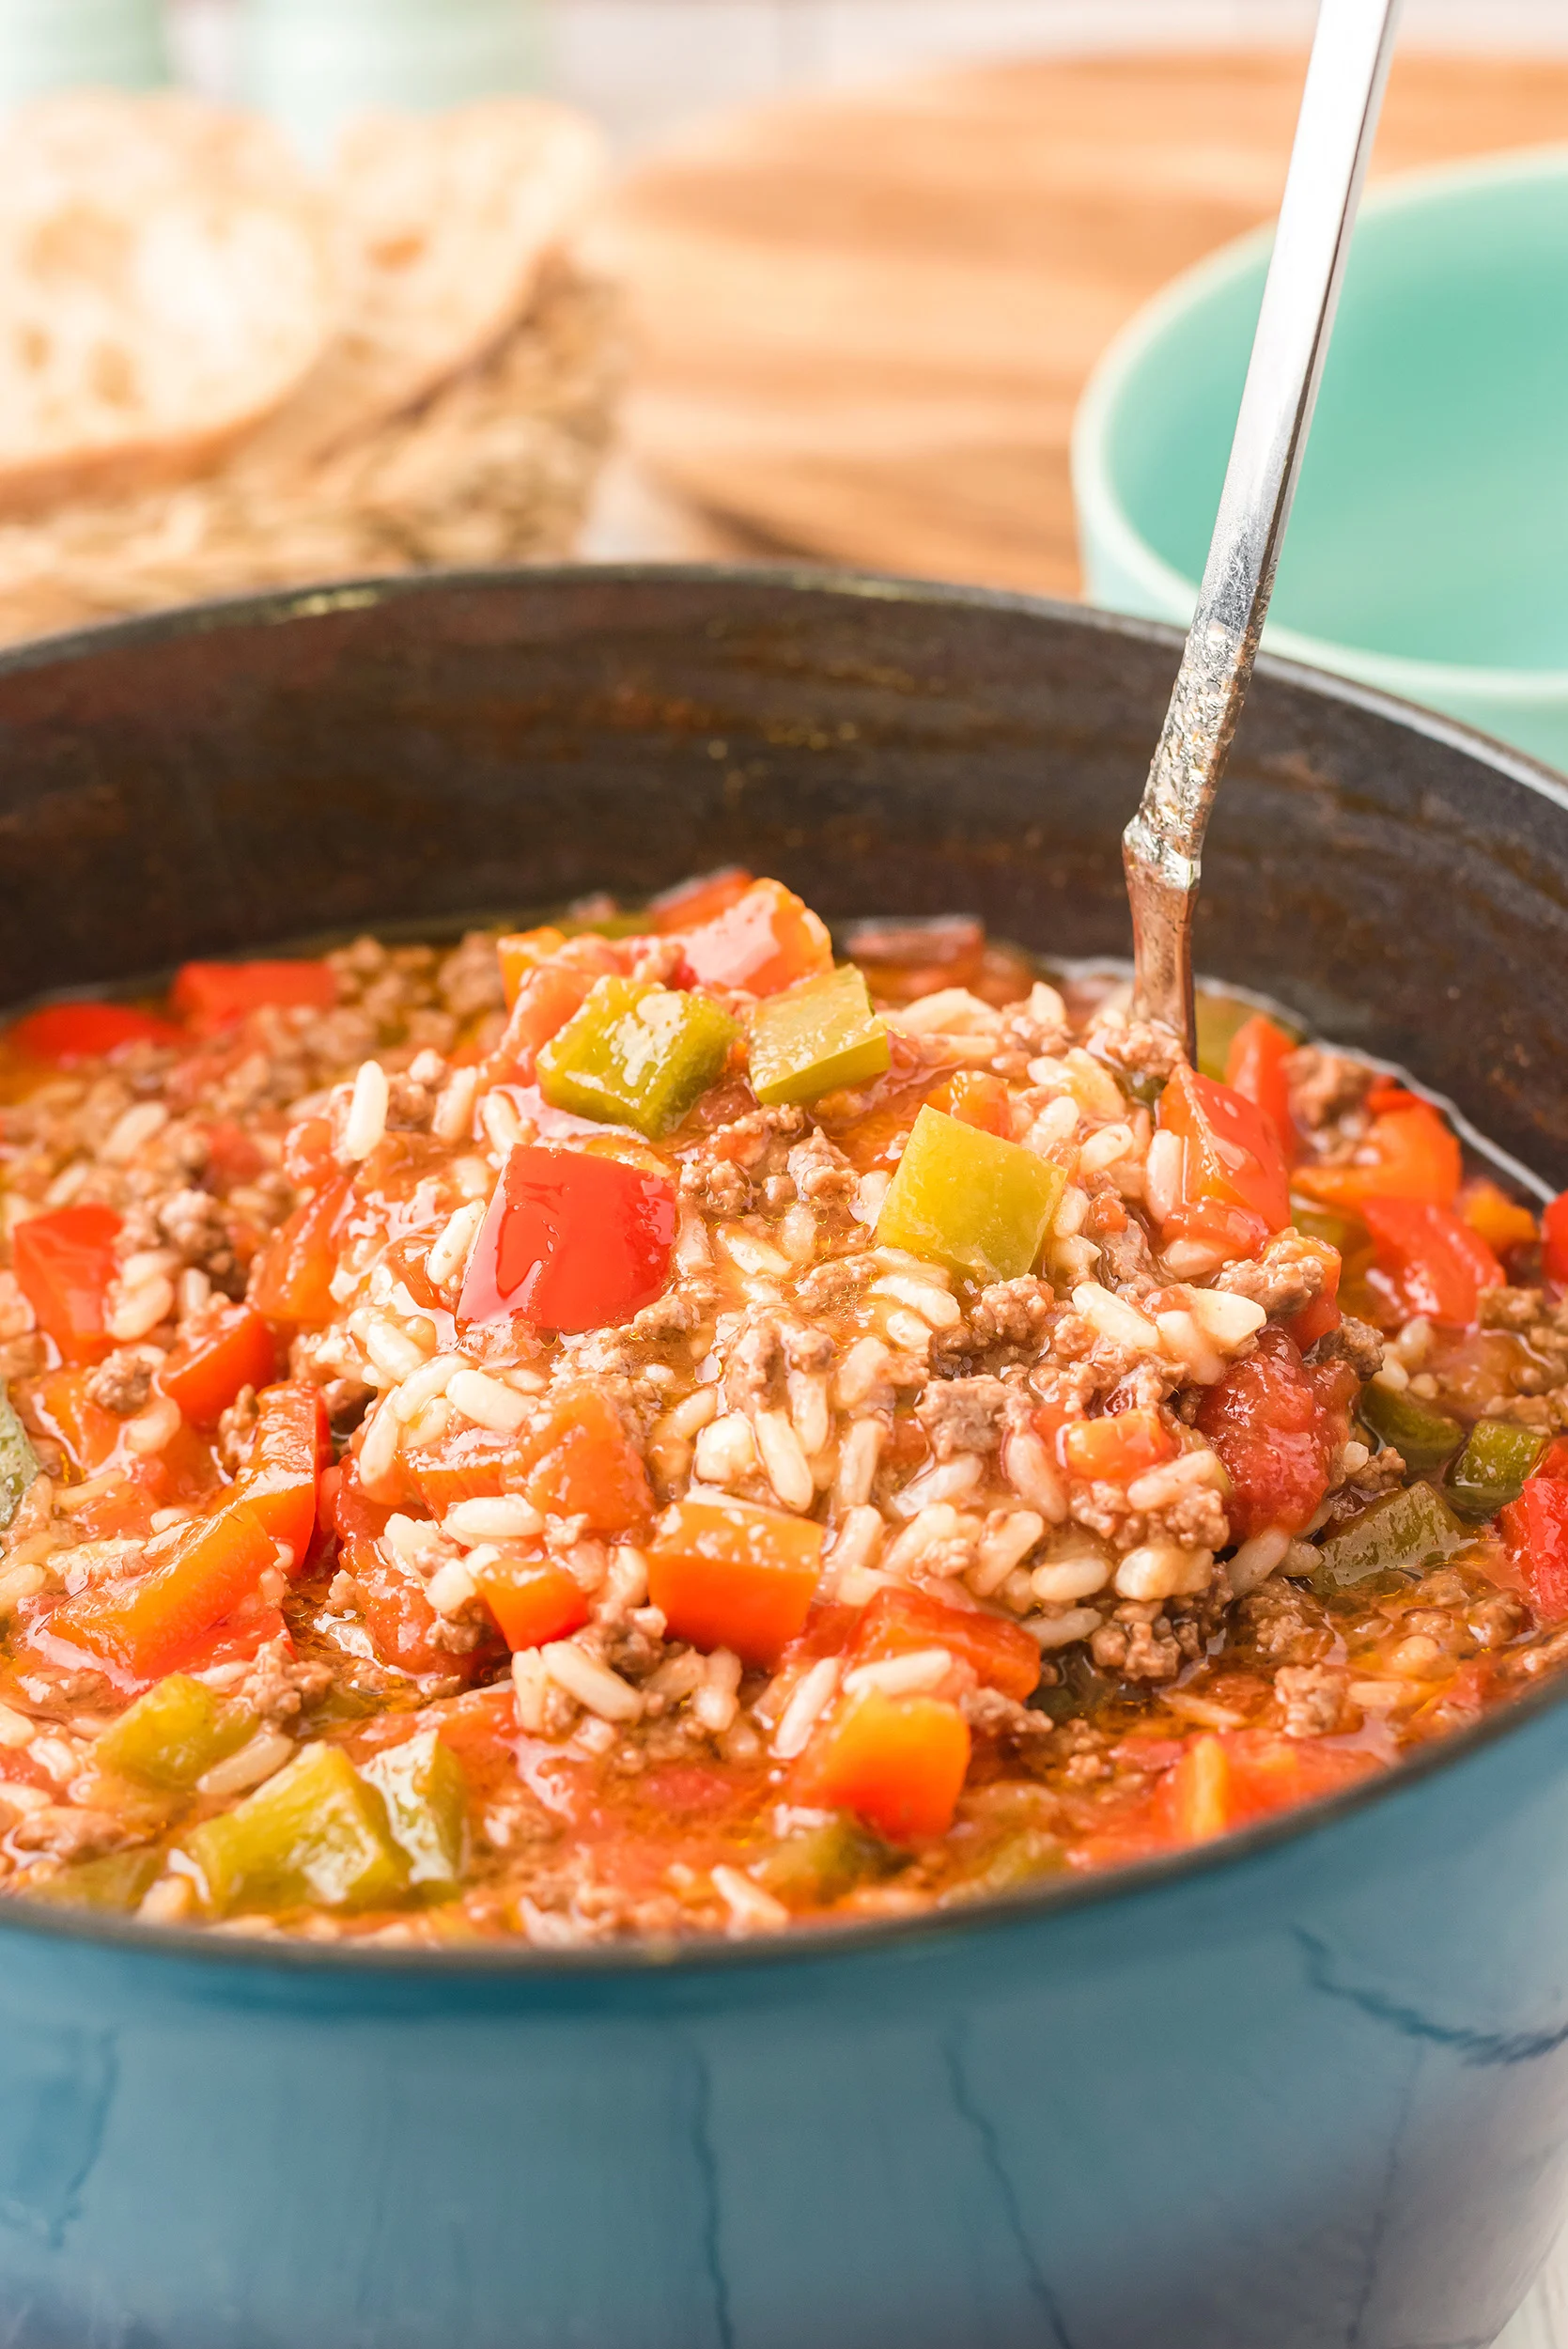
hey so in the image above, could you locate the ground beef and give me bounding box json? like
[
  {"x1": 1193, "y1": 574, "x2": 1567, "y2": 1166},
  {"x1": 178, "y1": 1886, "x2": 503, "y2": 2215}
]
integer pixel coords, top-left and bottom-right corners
[
  {"x1": 1090, "y1": 1608, "x2": 1182, "y2": 1682},
  {"x1": 1093, "y1": 1209, "x2": 1158, "y2": 1295},
  {"x1": 1288, "y1": 1047, "x2": 1373, "y2": 1133},
  {"x1": 680, "y1": 1155, "x2": 752, "y2": 1216},
  {"x1": 85, "y1": 1347, "x2": 157, "y2": 1416},
  {"x1": 153, "y1": 1187, "x2": 244, "y2": 1290},
  {"x1": 1085, "y1": 1008, "x2": 1186, "y2": 1085},
  {"x1": 1275, "y1": 1663, "x2": 1351, "y2": 1738},
  {"x1": 1236, "y1": 1579, "x2": 1333, "y2": 1667},
  {"x1": 436, "y1": 932, "x2": 507, "y2": 1020},
  {"x1": 1214, "y1": 1232, "x2": 1332, "y2": 1319},
  {"x1": 215, "y1": 1386, "x2": 259, "y2": 1476},
  {"x1": 960, "y1": 1686, "x2": 1054, "y2": 1739},
  {"x1": 1479, "y1": 1285, "x2": 1546, "y2": 1333},
  {"x1": 12, "y1": 1807, "x2": 128, "y2": 1861},
  {"x1": 914, "y1": 1374, "x2": 1013, "y2": 1457},
  {"x1": 967, "y1": 1277, "x2": 1056, "y2": 1351},
  {"x1": 786, "y1": 1129, "x2": 857, "y2": 1208},
  {"x1": 236, "y1": 1635, "x2": 333, "y2": 1723},
  {"x1": 1307, "y1": 1315, "x2": 1385, "y2": 1378}
]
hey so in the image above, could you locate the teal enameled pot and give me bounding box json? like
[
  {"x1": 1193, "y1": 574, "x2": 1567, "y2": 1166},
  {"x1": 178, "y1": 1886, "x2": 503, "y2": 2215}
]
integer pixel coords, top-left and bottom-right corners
[{"x1": 3, "y1": 568, "x2": 1568, "y2": 2349}]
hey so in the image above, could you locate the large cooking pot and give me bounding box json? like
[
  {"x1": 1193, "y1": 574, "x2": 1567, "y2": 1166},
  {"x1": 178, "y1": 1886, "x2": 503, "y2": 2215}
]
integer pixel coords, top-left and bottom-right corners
[{"x1": 2, "y1": 568, "x2": 1568, "y2": 2349}]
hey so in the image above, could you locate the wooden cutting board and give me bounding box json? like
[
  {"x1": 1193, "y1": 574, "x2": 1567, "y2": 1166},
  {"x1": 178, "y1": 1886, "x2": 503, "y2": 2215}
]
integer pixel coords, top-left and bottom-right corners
[{"x1": 607, "y1": 50, "x2": 1568, "y2": 594}]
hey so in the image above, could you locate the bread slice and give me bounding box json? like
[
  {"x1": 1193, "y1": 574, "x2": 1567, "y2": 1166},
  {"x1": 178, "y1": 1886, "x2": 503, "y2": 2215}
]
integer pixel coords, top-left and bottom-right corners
[
  {"x1": 0, "y1": 93, "x2": 333, "y2": 518},
  {"x1": 237, "y1": 98, "x2": 606, "y2": 474}
]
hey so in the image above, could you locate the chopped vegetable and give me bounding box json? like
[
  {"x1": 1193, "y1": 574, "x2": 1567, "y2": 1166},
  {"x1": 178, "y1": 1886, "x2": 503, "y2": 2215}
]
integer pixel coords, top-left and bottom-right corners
[
  {"x1": 1157, "y1": 1066, "x2": 1290, "y2": 1234},
  {"x1": 49, "y1": 1500, "x2": 275, "y2": 1680},
  {"x1": 1061, "y1": 1408, "x2": 1178, "y2": 1488},
  {"x1": 474, "y1": 1556, "x2": 589, "y2": 1651},
  {"x1": 849, "y1": 1584, "x2": 1039, "y2": 1703},
  {"x1": 516, "y1": 1386, "x2": 654, "y2": 1534},
  {"x1": 493, "y1": 963, "x2": 595, "y2": 1081},
  {"x1": 170, "y1": 959, "x2": 336, "y2": 1034},
  {"x1": 1461, "y1": 1179, "x2": 1538, "y2": 1256},
  {"x1": 647, "y1": 867, "x2": 754, "y2": 934},
  {"x1": 1284, "y1": 1235, "x2": 1343, "y2": 1350},
  {"x1": 1224, "y1": 1013, "x2": 1296, "y2": 1156},
  {"x1": 185, "y1": 1743, "x2": 410, "y2": 1916},
  {"x1": 457, "y1": 1143, "x2": 675, "y2": 1335},
  {"x1": 94, "y1": 1672, "x2": 256, "y2": 1790},
  {"x1": 792, "y1": 1687, "x2": 971, "y2": 1843},
  {"x1": 677, "y1": 879, "x2": 832, "y2": 998},
  {"x1": 159, "y1": 1302, "x2": 278, "y2": 1427},
  {"x1": 647, "y1": 1496, "x2": 822, "y2": 1666},
  {"x1": 1358, "y1": 1197, "x2": 1502, "y2": 1326},
  {"x1": 361, "y1": 1729, "x2": 469, "y2": 1894},
  {"x1": 1295, "y1": 1099, "x2": 1460, "y2": 1209},
  {"x1": 930, "y1": 1070, "x2": 1013, "y2": 1136},
  {"x1": 237, "y1": 1382, "x2": 330, "y2": 1567},
  {"x1": 1501, "y1": 1474, "x2": 1568, "y2": 1618},
  {"x1": 753, "y1": 1813, "x2": 895, "y2": 1908},
  {"x1": 1197, "y1": 1329, "x2": 1354, "y2": 1539},
  {"x1": 11, "y1": 1204, "x2": 122, "y2": 1364},
  {"x1": 747, "y1": 964, "x2": 889, "y2": 1106},
  {"x1": 0, "y1": 1382, "x2": 39, "y2": 1533},
  {"x1": 27, "y1": 1848, "x2": 163, "y2": 1912},
  {"x1": 248, "y1": 1172, "x2": 353, "y2": 1328},
  {"x1": 1164, "y1": 1733, "x2": 1231, "y2": 1841},
  {"x1": 536, "y1": 978, "x2": 737, "y2": 1139},
  {"x1": 1544, "y1": 1191, "x2": 1568, "y2": 1287},
  {"x1": 1313, "y1": 1482, "x2": 1467, "y2": 1590},
  {"x1": 875, "y1": 1105, "x2": 1063, "y2": 1283},
  {"x1": 1448, "y1": 1419, "x2": 1546, "y2": 1521},
  {"x1": 495, "y1": 926, "x2": 568, "y2": 1008},
  {"x1": 5, "y1": 1002, "x2": 179, "y2": 1063},
  {"x1": 1358, "y1": 1382, "x2": 1465, "y2": 1477}
]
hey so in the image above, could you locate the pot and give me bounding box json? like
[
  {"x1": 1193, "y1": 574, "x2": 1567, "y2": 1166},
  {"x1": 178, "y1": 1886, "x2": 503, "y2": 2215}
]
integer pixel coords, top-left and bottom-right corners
[{"x1": 2, "y1": 567, "x2": 1568, "y2": 2349}]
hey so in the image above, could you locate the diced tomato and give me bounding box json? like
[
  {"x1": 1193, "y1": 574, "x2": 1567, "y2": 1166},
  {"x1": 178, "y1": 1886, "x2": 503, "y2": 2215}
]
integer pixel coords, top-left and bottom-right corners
[
  {"x1": 247, "y1": 1170, "x2": 353, "y2": 1328},
  {"x1": 929, "y1": 1070, "x2": 1013, "y2": 1138},
  {"x1": 333, "y1": 1459, "x2": 394, "y2": 1548},
  {"x1": 1160, "y1": 1728, "x2": 1373, "y2": 1844},
  {"x1": 170, "y1": 959, "x2": 336, "y2": 1034},
  {"x1": 28, "y1": 1365, "x2": 122, "y2": 1475},
  {"x1": 792, "y1": 1687, "x2": 970, "y2": 1843},
  {"x1": 281, "y1": 1115, "x2": 335, "y2": 1191},
  {"x1": 5, "y1": 1002, "x2": 180, "y2": 1064},
  {"x1": 1061, "y1": 1408, "x2": 1178, "y2": 1486},
  {"x1": 1157, "y1": 1066, "x2": 1291, "y2": 1235},
  {"x1": 1544, "y1": 1192, "x2": 1568, "y2": 1289},
  {"x1": 47, "y1": 1499, "x2": 274, "y2": 1679},
  {"x1": 1358, "y1": 1197, "x2": 1502, "y2": 1328},
  {"x1": 347, "y1": 1536, "x2": 473, "y2": 1680},
  {"x1": 1461, "y1": 1179, "x2": 1538, "y2": 1258},
  {"x1": 1501, "y1": 1475, "x2": 1568, "y2": 1620},
  {"x1": 159, "y1": 1301, "x2": 278, "y2": 1426},
  {"x1": 496, "y1": 927, "x2": 569, "y2": 1010},
  {"x1": 1284, "y1": 1237, "x2": 1343, "y2": 1351},
  {"x1": 647, "y1": 1496, "x2": 822, "y2": 1666},
  {"x1": 647, "y1": 868, "x2": 755, "y2": 935},
  {"x1": 514, "y1": 1387, "x2": 654, "y2": 1535},
  {"x1": 677, "y1": 879, "x2": 832, "y2": 998},
  {"x1": 1295, "y1": 1100, "x2": 1461, "y2": 1209},
  {"x1": 409, "y1": 1436, "x2": 511, "y2": 1515},
  {"x1": 1224, "y1": 1015, "x2": 1296, "y2": 1159},
  {"x1": 458, "y1": 1145, "x2": 675, "y2": 1336},
  {"x1": 1158, "y1": 1198, "x2": 1271, "y2": 1260},
  {"x1": 1196, "y1": 1326, "x2": 1354, "y2": 1539},
  {"x1": 177, "y1": 1599, "x2": 289, "y2": 1678},
  {"x1": 492, "y1": 964, "x2": 595, "y2": 1081},
  {"x1": 475, "y1": 1556, "x2": 591, "y2": 1651},
  {"x1": 202, "y1": 1118, "x2": 268, "y2": 1189},
  {"x1": 12, "y1": 1204, "x2": 122, "y2": 1364},
  {"x1": 848, "y1": 1585, "x2": 1039, "y2": 1703},
  {"x1": 237, "y1": 1382, "x2": 330, "y2": 1569}
]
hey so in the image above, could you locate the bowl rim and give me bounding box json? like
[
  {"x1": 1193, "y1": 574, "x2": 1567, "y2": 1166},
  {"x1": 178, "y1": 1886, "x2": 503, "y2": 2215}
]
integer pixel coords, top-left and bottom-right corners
[
  {"x1": 1071, "y1": 139, "x2": 1568, "y2": 705},
  {"x1": 5, "y1": 556, "x2": 1568, "y2": 1983}
]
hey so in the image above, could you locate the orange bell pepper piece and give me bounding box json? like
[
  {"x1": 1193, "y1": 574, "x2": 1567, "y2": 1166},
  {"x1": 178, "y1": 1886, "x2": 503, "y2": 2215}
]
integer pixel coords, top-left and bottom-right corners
[
  {"x1": 410, "y1": 1436, "x2": 510, "y2": 1515},
  {"x1": 647, "y1": 868, "x2": 754, "y2": 934},
  {"x1": 1157, "y1": 1066, "x2": 1291, "y2": 1234},
  {"x1": 493, "y1": 965, "x2": 595, "y2": 1081},
  {"x1": 496, "y1": 926, "x2": 569, "y2": 1010},
  {"x1": 1461, "y1": 1179, "x2": 1538, "y2": 1258},
  {"x1": 11, "y1": 1205, "x2": 122, "y2": 1364},
  {"x1": 237, "y1": 1382, "x2": 330, "y2": 1569},
  {"x1": 929, "y1": 1070, "x2": 1013, "y2": 1138},
  {"x1": 792, "y1": 1686, "x2": 971, "y2": 1843},
  {"x1": 28, "y1": 1365, "x2": 122, "y2": 1475},
  {"x1": 677, "y1": 879, "x2": 832, "y2": 998},
  {"x1": 647, "y1": 1495, "x2": 822, "y2": 1666},
  {"x1": 1223, "y1": 1014, "x2": 1296, "y2": 1159},
  {"x1": 346, "y1": 1536, "x2": 474, "y2": 1681},
  {"x1": 1358, "y1": 1196, "x2": 1502, "y2": 1327},
  {"x1": 248, "y1": 1171, "x2": 353, "y2": 1328},
  {"x1": 515, "y1": 1387, "x2": 654, "y2": 1535},
  {"x1": 160, "y1": 1301, "x2": 279, "y2": 1426},
  {"x1": 1062, "y1": 1408, "x2": 1179, "y2": 1487},
  {"x1": 1294, "y1": 1099, "x2": 1460, "y2": 1209},
  {"x1": 474, "y1": 1556, "x2": 591, "y2": 1651},
  {"x1": 171, "y1": 959, "x2": 336, "y2": 1034},
  {"x1": 1166, "y1": 1733, "x2": 1232, "y2": 1842},
  {"x1": 848, "y1": 1584, "x2": 1040, "y2": 1703},
  {"x1": 48, "y1": 1499, "x2": 274, "y2": 1680}
]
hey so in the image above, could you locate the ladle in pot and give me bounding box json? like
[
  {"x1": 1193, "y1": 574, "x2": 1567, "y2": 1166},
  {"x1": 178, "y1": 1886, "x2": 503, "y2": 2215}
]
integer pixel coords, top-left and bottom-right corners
[{"x1": 1124, "y1": 0, "x2": 1404, "y2": 1055}]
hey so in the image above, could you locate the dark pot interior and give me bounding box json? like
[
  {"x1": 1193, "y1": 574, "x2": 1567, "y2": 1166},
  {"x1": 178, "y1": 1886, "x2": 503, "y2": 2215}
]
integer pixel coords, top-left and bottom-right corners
[{"x1": 2, "y1": 566, "x2": 1565, "y2": 1190}]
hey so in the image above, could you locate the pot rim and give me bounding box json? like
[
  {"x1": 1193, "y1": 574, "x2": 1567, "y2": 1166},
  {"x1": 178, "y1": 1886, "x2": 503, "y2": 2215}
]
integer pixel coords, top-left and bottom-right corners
[{"x1": 5, "y1": 557, "x2": 1567, "y2": 1982}]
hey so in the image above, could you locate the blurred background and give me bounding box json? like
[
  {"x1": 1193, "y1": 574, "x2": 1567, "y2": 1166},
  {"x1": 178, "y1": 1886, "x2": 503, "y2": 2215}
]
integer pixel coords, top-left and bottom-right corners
[{"x1": 0, "y1": 0, "x2": 1564, "y2": 763}]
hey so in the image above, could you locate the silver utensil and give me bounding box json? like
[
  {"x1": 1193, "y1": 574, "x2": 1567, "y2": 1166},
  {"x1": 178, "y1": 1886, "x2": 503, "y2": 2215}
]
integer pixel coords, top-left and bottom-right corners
[{"x1": 1123, "y1": 0, "x2": 1404, "y2": 1052}]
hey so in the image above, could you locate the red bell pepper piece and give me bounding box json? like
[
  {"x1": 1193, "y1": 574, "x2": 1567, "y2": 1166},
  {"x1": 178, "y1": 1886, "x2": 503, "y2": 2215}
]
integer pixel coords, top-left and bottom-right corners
[
  {"x1": 676, "y1": 879, "x2": 832, "y2": 998},
  {"x1": 5, "y1": 1002, "x2": 180, "y2": 1064},
  {"x1": 159, "y1": 1301, "x2": 278, "y2": 1426},
  {"x1": 458, "y1": 1144, "x2": 675, "y2": 1337},
  {"x1": 237, "y1": 1382, "x2": 330, "y2": 1569},
  {"x1": 1544, "y1": 1192, "x2": 1568, "y2": 1289},
  {"x1": 1196, "y1": 1327, "x2": 1356, "y2": 1539},
  {"x1": 1224, "y1": 1014, "x2": 1296, "y2": 1159},
  {"x1": 1284, "y1": 1236, "x2": 1343, "y2": 1350},
  {"x1": 1358, "y1": 1197, "x2": 1502, "y2": 1327},
  {"x1": 647, "y1": 868, "x2": 754, "y2": 934},
  {"x1": 1295, "y1": 1099, "x2": 1461, "y2": 1209},
  {"x1": 170, "y1": 959, "x2": 336, "y2": 1034},
  {"x1": 1157, "y1": 1066, "x2": 1291, "y2": 1234},
  {"x1": 47, "y1": 1499, "x2": 274, "y2": 1680},
  {"x1": 248, "y1": 1171, "x2": 353, "y2": 1328},
  {"x1": 1501, "y1": 1474, "x2": 1568, "y2": 1619},
  {"x1": 848, "y1": 1584, "x2": 1040, "y2": 1703},
  {"x1": 647, "y1": 1496, "x2": 822, "y2": 1666},
  {"x1": 12, "y1": 1205, "x2": 122, "y2": 1364},
  {"x1": 492, "y1": 964, "x2": 596, "y2": 1081},
  {"x1": 792, "y1": 1687, "x2": 971, "y2": 1843},
  {"x1": 474, "y1": 1556, "x2": 591, "y2": 1651}
]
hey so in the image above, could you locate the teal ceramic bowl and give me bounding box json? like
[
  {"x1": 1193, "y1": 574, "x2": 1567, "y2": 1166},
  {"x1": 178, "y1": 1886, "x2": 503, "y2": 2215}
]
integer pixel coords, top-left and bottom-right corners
[{"x1": 1073, "y1": 146, "x2": 1568, "y2": 772}]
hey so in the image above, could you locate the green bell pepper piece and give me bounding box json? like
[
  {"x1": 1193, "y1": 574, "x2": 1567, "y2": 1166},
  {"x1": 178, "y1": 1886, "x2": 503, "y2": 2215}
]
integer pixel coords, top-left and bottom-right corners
[
  {"x1": 877, "y1": 1105, "x2": 1064, "y2": 1283},
  {"x1": 537, "y1": 977, "x2": 737, "y2": 1139},
  {"x1": 1446, "y1": 1418, "x2": 1546, "y2": 1521},
  {"x1": 361, "y1": 1729, "x2": 469, "y2": 1894},
  {"x1": 939, "y1": 1826, "x2": 1064, "y2": 1907},
  {"x1": 747, "y1": 964, "x2": 889, "y2": 1107},
  {"x1": 0, "y1": 1381, "x2": 39, "y2": 1532},
  {"x1": 1193, "y1": 991, "x2": 1256, "y2": 1083},
  {"x1": 95, "y1": 1674, "x2": 256, "y2": 1792},
  {"x1": 1313, "y1": 1482, "x2": 1467, "y2": 1592},
  {"x1": 1358, "y1": 1382, "x2": 1465, "y2": 1477},
  {"x1": 27, "y1": 1846, "x2": 163, "y2": 1913},
  {"x1": 753, "y1": 1813, "x2": 895, "y2": 1909},
  {"x1": 184, "y1": 1743, "x2": 410, "y2": 1917}
]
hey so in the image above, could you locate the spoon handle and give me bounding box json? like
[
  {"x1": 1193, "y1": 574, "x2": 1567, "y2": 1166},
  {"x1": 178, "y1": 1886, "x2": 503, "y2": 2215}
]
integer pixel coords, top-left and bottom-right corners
[{"x1": 1123, "y1": 0, "x2": 1404, "y2": 1051}]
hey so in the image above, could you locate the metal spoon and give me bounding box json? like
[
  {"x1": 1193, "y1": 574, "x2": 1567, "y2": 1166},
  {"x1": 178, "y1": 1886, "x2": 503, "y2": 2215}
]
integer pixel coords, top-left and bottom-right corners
[{"x1": 1124, "y1": 0, "x2": 1404, "y2": 1054}]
